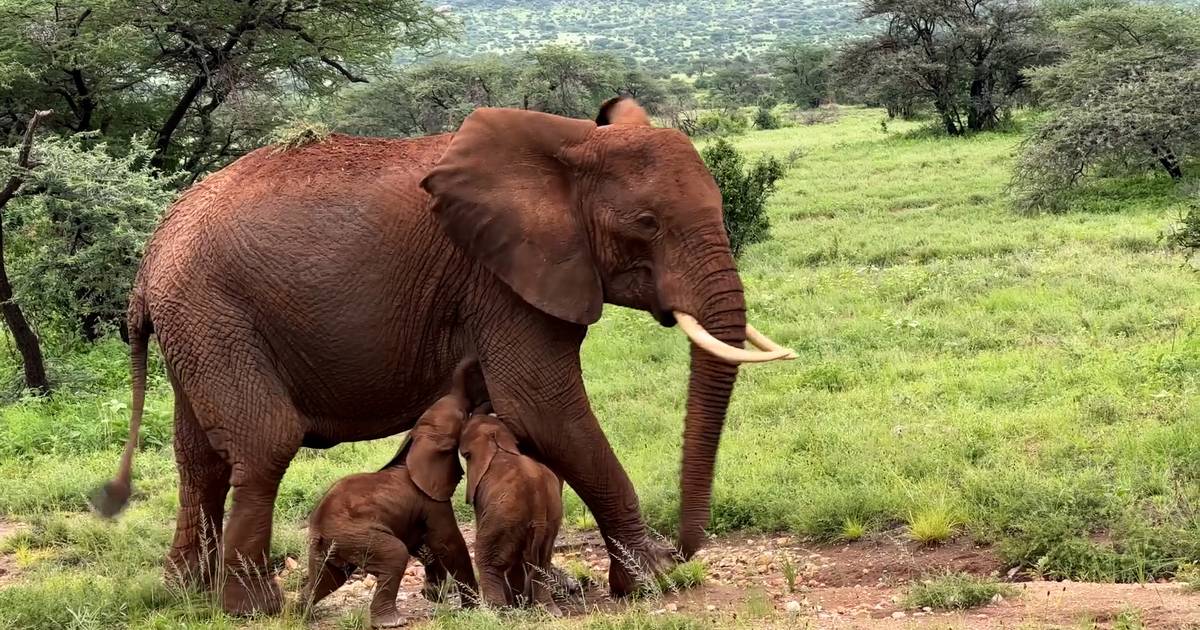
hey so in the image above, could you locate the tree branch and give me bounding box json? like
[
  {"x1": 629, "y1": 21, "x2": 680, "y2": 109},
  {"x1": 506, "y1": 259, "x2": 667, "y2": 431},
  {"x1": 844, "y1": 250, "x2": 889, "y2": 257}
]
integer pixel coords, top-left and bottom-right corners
[{"x1": 0, "y1": 110, "x2": 54, "y2": 212}]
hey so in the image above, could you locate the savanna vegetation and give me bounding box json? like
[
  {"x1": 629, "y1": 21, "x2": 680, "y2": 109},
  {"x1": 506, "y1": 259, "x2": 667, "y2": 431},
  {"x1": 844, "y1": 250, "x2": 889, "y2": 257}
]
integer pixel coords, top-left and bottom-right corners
[{"x1": 3, "y1": 0, "x2": 1200, "y2": 627}]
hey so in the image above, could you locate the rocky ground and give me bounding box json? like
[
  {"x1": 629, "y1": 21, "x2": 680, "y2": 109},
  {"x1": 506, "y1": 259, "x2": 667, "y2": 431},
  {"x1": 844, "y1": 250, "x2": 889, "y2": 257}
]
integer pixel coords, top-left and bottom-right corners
[{"x1": 302, "y1": 527, "x2": 1200, "y2": 629}]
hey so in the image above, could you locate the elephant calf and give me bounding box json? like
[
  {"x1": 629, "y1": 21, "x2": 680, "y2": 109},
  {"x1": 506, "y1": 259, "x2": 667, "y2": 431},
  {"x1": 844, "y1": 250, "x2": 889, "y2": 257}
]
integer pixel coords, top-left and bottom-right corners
[
  {"x1": 460, "y1": 411, "x2": 565, "y2": 615},
  {"x1": 302, "y1": 361, "x2": 480, "y2": 627}
]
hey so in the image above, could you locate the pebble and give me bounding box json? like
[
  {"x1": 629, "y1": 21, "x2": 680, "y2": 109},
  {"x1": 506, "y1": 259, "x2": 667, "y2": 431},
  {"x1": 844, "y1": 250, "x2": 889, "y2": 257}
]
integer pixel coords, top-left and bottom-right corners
[
  {"x1": 784, "y1": 600, "x2": 802, "y2": 613},
  {"x1": 666, "y1": 603, "x2": 678, "y2": 612},
  {"x1": 891, "y1": 611, "x2": 907, "y2": 619},
  {"x1": 991, "y1": 594, "x2": 1004, "y2": 604},
  {"x1": 922, "y1": 607, "x2": 933, "y2": 612},
  {"x1": 284, "y1": 557, "x2": 299, "y2": 571},
  {"x1": 362, "y1": 574, "x2": 377, "y2": 588},
  {"x1": 706, "y1": 605, "x2": 716, "y2": 612}
]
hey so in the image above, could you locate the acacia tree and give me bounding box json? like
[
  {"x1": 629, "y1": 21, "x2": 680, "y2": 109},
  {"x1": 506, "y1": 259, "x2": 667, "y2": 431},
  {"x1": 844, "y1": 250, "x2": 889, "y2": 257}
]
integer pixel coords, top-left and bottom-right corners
[
  {"x1": 849, "y1": 0, "x2": 1055, "y2": 134},
  {"x1": 1014, "y1": 3, "x2": 1200, "y2": 210},
  {"x1": 769, "y1": 42, "x2": 832, "y2": 108},
  {"x1": 0, "y1": 0, "x2": 455, "y2": 178}
]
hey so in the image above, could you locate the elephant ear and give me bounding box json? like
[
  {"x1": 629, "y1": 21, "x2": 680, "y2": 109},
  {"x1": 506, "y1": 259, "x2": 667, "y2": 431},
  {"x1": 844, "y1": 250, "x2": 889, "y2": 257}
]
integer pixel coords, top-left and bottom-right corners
[
  {"x1": 407, "y1": 433, "x2": 464, "y2": 503},
  {"x1": 464, "y1": 422, "x2": 521, "y2": 505},
  {"x1": 421, "y1": 108, "x2": 603, "y2": 326}
]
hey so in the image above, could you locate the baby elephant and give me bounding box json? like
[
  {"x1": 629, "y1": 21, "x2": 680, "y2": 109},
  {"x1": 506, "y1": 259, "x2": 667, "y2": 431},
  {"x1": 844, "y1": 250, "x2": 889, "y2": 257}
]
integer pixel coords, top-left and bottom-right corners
[
  {"x1": 460, "y1": 412, "x2": 565, "y2": 615},
  {"x1": 302, "y1": 362, "x2": 480, "y2": 627}
]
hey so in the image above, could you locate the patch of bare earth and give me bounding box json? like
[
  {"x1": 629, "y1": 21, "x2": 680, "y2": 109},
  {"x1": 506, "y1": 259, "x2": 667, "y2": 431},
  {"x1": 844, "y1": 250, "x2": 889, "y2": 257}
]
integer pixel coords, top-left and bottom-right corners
[
  {"x1": 302, "y1": 528, "x2": 1200, "y2": 628},
  {"x1": 0, "y1": 519, "x2": 24, "y2": 588}
]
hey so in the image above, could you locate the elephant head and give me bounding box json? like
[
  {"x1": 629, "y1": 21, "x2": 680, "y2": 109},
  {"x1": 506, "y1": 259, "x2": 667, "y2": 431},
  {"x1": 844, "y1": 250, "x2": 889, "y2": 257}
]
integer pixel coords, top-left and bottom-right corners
[
  {"x1": 420, "y1": 97, "x2": 794, "y2": 557},
  {"x1": 459, "y1": 413, "x2": 521, "y2": 506}
]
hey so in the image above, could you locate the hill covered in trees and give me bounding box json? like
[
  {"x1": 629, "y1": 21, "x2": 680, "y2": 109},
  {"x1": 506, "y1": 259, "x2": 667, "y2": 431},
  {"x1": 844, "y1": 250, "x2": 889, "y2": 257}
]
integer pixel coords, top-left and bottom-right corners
[{"x1": 438, "y1": 0, "x2": 865, "y2": 69}]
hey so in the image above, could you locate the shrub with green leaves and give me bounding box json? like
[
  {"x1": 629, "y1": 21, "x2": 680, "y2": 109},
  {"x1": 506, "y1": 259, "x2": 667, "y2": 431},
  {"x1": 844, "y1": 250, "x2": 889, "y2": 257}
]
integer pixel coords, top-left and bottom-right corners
[
  {"x1": 2, "y1": 134, "x2": 177, "y2": 341},
  {"x1": 701, "y1": 138, "x2": 785, "y2": 257},
  {"x1": 1014, "y1": 3, "x2": 1200, "y2": 211},
  {"x1": 754, "y1": 106, "x2": 781, "y2": 130},
  {"x1": 693, "y1": 111, "x2": 749, "y2": 137}
]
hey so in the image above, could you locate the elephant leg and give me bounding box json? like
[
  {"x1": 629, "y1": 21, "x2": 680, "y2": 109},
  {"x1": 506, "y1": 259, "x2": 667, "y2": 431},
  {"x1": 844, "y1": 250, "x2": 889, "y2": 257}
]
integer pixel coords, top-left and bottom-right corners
[
  {"x1": 418, "y1": 550, "x2": 450, "y2": 603},
  {"x1": 190, "y1": 374, "x2": 303, "y2": 615},
  {"x1": 360, "y1": 535, "x2": 411, "y2": 628},
  {"x1": 475, "y1": 325, "x2": 675, "y2": 598},
  {"x1": 165, "y1": 389, "x2": 230, "y2": 590},
  {"x1": 302, "y1": 557, "x2": 354, "y2": 609},
  {"x1": 423, "y1": 509, "x2": 479, "y2": 605},
  {"x1": 477, "y1": 564, "x2": 513, "y2": 608}
]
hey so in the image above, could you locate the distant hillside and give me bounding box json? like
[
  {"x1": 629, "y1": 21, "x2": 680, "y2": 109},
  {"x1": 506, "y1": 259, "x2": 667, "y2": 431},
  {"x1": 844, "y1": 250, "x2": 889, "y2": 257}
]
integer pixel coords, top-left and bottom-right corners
[{"x1": 438, "y1": 0, "x2": 865, "y2": 69}]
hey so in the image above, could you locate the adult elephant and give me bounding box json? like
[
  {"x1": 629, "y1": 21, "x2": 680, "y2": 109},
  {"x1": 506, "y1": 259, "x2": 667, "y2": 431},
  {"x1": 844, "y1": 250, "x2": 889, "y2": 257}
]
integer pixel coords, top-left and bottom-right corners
[{"x1": 94, "y1": 98, "x2": 794, "y2": 615}]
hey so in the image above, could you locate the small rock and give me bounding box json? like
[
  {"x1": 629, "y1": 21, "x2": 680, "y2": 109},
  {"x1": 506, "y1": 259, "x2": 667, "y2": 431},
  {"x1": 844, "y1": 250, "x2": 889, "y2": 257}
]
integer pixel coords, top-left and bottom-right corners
[
  {"x1": 818, "y1": 613, "x2": 831, "y2": 619},
  {"x1": 650, "y1": 608, "x2": 665, "y2": 615},
  {"x1": 922, "y1": 607, "x2": 932, "y2": 612},
  {"x1": 284, "y1": 557, "x2": 299, "y2": 571},
  {"x1": 666, "y1": 603, "x2": 678, "y2": 612},
  {"x1": 706, "y1": 605, "x2": 716, "y2": 612},
  {"x1": 784, "y1": 600, "x2": 802, "y2": 613},
  {"x1": 990, "y1": 594, "x2": 1004, "y2": 604},
  {"x1": 362, "y1": 574, "x2": 377, "y2": 588},
  {"x1": 891, "y1": 611, "x2": 907, "y2": 619}
]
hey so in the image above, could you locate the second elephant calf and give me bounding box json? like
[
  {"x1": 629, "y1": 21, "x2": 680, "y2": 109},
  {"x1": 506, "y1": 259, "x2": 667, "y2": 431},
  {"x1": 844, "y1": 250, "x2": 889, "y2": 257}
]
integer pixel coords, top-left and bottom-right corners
[{"x1": 460, "y1": 411, "x2": 566, "y2": 615}]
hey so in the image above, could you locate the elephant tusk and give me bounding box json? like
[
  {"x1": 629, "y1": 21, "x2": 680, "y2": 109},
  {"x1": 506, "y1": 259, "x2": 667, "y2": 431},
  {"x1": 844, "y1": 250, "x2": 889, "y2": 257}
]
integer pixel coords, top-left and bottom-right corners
[
  {"x1": 745, "y1": 324, "x2": 799, "y2": 360},
  {"x1": 673, "y1": 312, "x2": 795, "y2": 364}
]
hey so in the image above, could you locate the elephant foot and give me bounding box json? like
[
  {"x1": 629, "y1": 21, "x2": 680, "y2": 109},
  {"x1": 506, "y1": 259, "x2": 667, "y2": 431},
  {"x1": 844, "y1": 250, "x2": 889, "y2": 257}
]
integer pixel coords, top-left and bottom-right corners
[
  {"x1": 369, "y1": 606, "x2": 407, "y2": 628},
  {"x1": 221, "y1": 568, "x2": 284, "y2": 616},
  {"x1": 606, "y1": 538, "x2": 677, "y2": 598}
]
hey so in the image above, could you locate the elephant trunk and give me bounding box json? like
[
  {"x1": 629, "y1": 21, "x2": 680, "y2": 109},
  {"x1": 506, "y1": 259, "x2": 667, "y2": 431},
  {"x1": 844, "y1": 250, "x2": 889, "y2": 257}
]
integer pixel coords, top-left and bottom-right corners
[{"x1": 677, "y1": 266, "x2": 745, "y2": 559}]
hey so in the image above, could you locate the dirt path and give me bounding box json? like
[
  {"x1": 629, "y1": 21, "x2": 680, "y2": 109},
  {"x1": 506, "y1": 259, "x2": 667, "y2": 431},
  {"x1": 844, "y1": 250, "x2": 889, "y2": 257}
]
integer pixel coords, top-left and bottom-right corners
[{"x1": 300, "y1": 528, "x2": 1200, "y2": 629}]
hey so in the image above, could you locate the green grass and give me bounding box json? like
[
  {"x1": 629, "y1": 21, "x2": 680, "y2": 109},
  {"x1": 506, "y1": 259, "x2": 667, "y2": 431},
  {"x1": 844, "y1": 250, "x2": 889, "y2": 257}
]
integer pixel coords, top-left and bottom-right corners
[
  {"x1": 3, "y1": 107, "x2": 1200, "y2": 627},
  {"x1": 903, "y1": 573, "x2": 1015, "y2": 611}
]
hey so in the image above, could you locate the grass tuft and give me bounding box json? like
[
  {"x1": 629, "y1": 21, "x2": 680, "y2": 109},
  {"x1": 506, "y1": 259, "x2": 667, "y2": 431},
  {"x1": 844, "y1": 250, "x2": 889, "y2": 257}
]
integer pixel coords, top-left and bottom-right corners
[
  {"x1": 840, "y1": 518, "x2": 867, "y2": 542},
  {"x1": 904, "y1": 573, "x2": 1015, "y2": 610},
  {"x1": 908, "y1": 506, "x2": 959, "y2": 545},
  {"x1": 270, "y1": 120, "x2": 331, "y2": 152}
]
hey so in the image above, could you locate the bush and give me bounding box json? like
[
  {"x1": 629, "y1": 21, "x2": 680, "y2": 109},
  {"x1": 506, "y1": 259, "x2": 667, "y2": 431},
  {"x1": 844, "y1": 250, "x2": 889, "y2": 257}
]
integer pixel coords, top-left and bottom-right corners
[
  {"x1": 3, "y1": 134, "x2": 178, "y2": 342},
  {"x1": 700, "y1": 138, "x2": 785, "y2": 258},
  {"x1": 693, "y1": 111, "x2": 748, "y2": 137},
  {"x1": 753, "y1": 106, "x2": 781, "y2": 130},
  {"x1": 904, "y1": 573, "x2": 1014, "y2": 611},
  {"x1": 1165, "y1": 197, "x2": 1200, "y2": 261}
]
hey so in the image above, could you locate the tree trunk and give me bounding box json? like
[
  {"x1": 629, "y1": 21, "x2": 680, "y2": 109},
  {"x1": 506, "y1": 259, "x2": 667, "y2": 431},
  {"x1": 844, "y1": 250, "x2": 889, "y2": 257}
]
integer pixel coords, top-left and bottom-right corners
[
  {"x1": 0, "y1": 111, "x2": 53, "y2": 394},
  {"x1": 1152, "y1": 145, "x2": 1184, "y2": 180},
  {"x1": 967, "y1": 78, "x2": 997, "y2": 132}
]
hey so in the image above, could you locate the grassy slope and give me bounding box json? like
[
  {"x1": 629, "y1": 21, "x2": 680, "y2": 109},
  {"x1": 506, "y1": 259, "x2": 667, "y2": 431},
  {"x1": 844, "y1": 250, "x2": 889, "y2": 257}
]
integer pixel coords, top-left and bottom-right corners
[{"x1": 1, "y1": 108, "x2": 1198, "y2": 628}]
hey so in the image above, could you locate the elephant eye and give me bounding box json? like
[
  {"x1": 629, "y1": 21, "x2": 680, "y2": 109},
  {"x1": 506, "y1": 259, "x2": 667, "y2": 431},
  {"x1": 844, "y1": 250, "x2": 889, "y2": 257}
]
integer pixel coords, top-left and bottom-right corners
[{"x1": 635, "y1": 213, "x2": 659, "y2": 232}]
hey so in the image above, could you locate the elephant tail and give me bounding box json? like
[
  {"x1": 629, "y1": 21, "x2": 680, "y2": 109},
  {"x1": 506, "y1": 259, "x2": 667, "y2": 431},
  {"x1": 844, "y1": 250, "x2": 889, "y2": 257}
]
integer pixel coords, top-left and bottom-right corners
[
  {"x1": 452, "y1": 355, "x2": 488, "y2": 411},
  {"x1": 90, "y1": 288, "x2": 153, "y2": 519}
]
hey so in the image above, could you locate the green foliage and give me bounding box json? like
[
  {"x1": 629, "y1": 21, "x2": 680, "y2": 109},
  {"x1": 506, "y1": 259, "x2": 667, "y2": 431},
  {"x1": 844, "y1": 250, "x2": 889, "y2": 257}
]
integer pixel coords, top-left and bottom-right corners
[
  {"x1": 1015, "y1": 3, "x2": 1200, "y2": 211},
  {"x1": 753, "y1": 106, "x2": 781, "y2": 131},
  {"x1": 694, "y1": 112, "x2": 749, "y2": 138},
  {"x1": 2, "y1": 134, "x2": 177, "y2": 340},
  {"x1": 904, "y1": 573, "x2": 1014, "y2": 610},
  {"x1": 700, "y1": 138, "x2": 784, "y2": 258},
  {"x1": 1165, "y1": 197, "x2": 1200, "y2": 261},
  {"x1": 0, "y1": 0, "x2": 453, "y2": 176},
  {"x1": 842, "y1": 0, "x2": 1055, "y2": 134},
  {"x1": 334, "y1": 46, "x2": 662, "y2": 137},
  {"x1": 769, "y1": 42, "x2": 832, "y2": 108}
]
